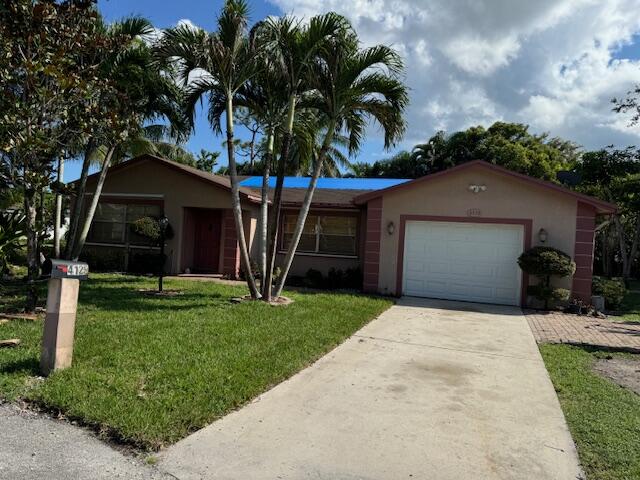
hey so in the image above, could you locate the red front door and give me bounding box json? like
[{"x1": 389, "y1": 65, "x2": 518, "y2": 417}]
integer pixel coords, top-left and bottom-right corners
[{"x1": 193, "y1": 209, "x2": 222, "y2": 273}]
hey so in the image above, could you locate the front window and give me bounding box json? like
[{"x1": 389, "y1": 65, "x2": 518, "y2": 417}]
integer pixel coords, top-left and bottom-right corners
[
  {"x1": 87, "y1": 202, "x2": 162, "y2": 245},
  {"x1": 282, "y1": 214, "x2": 357, "y2": 256}
]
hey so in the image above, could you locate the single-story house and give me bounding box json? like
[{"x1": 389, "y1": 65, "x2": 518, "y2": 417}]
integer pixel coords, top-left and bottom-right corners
[{"x1": 79, "y1": 154, "x2": 616, "y2": 306}]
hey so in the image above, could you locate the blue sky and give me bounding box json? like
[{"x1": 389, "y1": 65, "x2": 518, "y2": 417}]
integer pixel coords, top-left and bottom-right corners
[{"x1": 66, "y1": 0, "x2": 640, "y2": 182}]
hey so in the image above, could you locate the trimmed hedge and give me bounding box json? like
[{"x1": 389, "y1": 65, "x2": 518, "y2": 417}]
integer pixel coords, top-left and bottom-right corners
[
  {"x1": 517, "y1": 246, "x2": 576, "y2": 277},
  {"x1": 518, "y1": 246, "x2": 576, "y2": 309}
]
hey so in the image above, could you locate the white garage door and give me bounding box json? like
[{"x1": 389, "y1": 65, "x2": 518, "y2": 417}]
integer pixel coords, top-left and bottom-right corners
[{"x1": 402, "y1": 221, "x2": 523, "y2": 306}]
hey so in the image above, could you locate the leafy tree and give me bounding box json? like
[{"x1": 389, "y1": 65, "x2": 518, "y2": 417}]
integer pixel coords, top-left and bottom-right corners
[
  {"x1": 0, "y1": 0, "x2": 109, "y2": 309},
  {"x1": 613, "y1": 84, "x2": 640, "y2": 125},
  {"x1": 576, "y1": 147, "x2": 640, "y2": 280},
  {"x1": 350, "y1": 151, "x2": 415, "y2": 178},
  {"x1": 195, "y1": 149, "x2": 221, "y2": 173},
  {"x1": 353, "y1": 122, "x2": 580, "y2": 180}
]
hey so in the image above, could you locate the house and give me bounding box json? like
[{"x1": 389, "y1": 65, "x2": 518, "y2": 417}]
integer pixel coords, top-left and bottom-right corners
[{"x1": 80, "y1": 154, "x2": 616, "y2": 306}]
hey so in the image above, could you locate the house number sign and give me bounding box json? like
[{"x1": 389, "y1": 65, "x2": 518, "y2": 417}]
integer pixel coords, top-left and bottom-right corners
[{"x1": 466, "y1": 208, "x2": 482, "y2": 217}]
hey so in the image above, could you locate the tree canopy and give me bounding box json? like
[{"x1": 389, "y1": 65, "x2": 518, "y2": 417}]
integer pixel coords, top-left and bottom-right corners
[{"x1": 352, "y1": 122, "x2": 580, "y2": 180}]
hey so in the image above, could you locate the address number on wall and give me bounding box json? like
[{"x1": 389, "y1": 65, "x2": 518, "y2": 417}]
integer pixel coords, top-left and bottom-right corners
[{"x1": 466, "y1": 208, "x2": 482, "y2": 217}]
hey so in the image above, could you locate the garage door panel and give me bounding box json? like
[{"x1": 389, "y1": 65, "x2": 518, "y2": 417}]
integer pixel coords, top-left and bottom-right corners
[
  {"x1": 402, "y1": 221, "x2": 524, "y2": 306},
  {"x1": 427, "y1": 262, "x2": 450, "y2": 275}
]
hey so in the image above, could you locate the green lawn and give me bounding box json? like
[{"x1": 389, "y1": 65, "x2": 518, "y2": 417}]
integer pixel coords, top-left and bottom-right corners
[
  {"x1": 541, "y1": 344, "x2": 640, "y2": 480},
  {"x1": 0, "y1": 274, "x2": 391, "y2": 449},
  {"x1": 619, "y1": 280, "x2": 640, "y2": 322}
]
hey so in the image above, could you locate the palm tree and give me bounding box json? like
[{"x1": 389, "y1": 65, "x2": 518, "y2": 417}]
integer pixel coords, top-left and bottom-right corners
[
  {"x1": 67, "y1": 19, "x2": 187, "y2": 260},
  {"x1": 157, "y1": 0, "x2": 262, "y2": 298},
  {"x1": 257, "y1": 12, "x2": 347, "y2": 300},
  {"x1": 273, "y1": 22, "x2": 408, "y2": 298},
  {"x1": 287, "y1": 117, "x2": 352, "y2": 177},
  {"x1": 237, "y1": 72, "x2": 289, "y2": 285}
]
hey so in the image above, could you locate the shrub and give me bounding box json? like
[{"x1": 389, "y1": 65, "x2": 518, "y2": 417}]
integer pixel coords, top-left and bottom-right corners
[
  {"x1": 301, "y1": 267, "x2": 363, "y2": 290},
  {"x1": 132, "y1": 217, "x2": 160, "y2": 242},
  {"x1": 128, "y1": 252, "x2": 166, "y2": 275},
  {"x1": 79, "y1": 246, "x2": 125, "y2": 272},
  {"x1": 592, "y1": 276, "x2": 626, "y2": 309},
  {"x1": 517, "y1": 246, "x2": 576, "y2": 277},
  {"x1": 518, "y1": 246, "x2": 576, "y2": 309},
  {"x1": 527, "y1": 285, "x2": 570, "y2": 303},
  {"x1": 303, "y1": 268, "x2": 325, "y2": 289},
  {"x1": 0, "y1": 210, "x2": 25, "y2": 274}
]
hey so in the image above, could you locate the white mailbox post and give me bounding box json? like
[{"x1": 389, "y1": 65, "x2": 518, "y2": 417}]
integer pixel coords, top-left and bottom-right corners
[{"x1": 40, "y1": 260, "x2": 89, "y2": 376}]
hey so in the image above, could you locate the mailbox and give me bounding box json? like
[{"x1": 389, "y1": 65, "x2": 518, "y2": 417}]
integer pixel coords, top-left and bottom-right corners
[
  {"x1": 40, "y1": 259, "x2": 89, "y2": 376},
  {"x1": 42, "y1": 259, "x2": 89, "y2": 280}
]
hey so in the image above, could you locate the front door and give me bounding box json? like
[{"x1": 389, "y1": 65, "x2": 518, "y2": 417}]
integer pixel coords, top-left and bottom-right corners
[{"x1": 193, "y1": 209, "x2": 222, "y2": 273}]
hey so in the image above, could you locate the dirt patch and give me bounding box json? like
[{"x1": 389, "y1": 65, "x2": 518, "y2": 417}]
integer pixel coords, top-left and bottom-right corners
[
  {"x1": 593, "y1": 357, "x2": 640, "y2": 395},
  {"x1": 230, "y1": 295, "x2": 293, "y2": 306}
]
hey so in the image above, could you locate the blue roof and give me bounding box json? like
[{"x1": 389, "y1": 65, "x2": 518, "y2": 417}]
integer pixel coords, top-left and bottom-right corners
[{"x1": 239, "y1": 176, "x2": 410, "y2": 191}]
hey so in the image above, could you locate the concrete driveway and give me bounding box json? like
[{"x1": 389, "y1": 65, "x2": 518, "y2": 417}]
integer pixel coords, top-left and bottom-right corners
[{"x1": 159, "y1": 297, "x2": 583, "y2": 480}]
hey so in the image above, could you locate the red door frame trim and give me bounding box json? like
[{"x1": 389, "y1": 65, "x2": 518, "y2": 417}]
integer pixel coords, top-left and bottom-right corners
[{"x1": 395, "y1": 215, "x2": 533, "y2": 305}]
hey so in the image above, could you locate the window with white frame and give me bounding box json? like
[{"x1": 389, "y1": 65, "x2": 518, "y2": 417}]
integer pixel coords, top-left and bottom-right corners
[
  {"x1": 281, "y1": 214, "x2": 358, "y2": 256},
  {"x1": 87, "y1": 202, "x2": 162, "y2": 245}
]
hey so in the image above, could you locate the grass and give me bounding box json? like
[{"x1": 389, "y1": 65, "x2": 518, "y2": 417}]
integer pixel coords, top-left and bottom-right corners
[
  {"x1": 619, "y1": 280, "x2": 640, "y2": 323},
  {"x1": 540, "y1": 344, "x2": 640, "y2": 480},
  {"x1": 0, "y1": 273, "x2": 392, "y2": 449}
]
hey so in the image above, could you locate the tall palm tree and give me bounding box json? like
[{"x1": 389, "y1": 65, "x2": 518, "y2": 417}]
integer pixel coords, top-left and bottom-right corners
[
  {"x1": 68, "y1": 20, "x2": 187, "y2": 260},
  {"x1": 273, "y1": 22, "x2": 408, "y2": 298},
  {"x1": 257, "y1": 12, "x2": 347, "y2": 300},
  {"x1": 157, "y1": 0, "x2": 262, "y2": 298},
  {"x1": 236, "y1": 70, "x2": 288, "y2": 285}
]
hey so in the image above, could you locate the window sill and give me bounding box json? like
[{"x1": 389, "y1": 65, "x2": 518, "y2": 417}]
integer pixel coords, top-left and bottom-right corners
[
  {"x1": 278, "y1": 251, "x2": 358, "y2": 260},
  {"x1": 85, "y1": 242, "x2": 160, "y2": 250}
]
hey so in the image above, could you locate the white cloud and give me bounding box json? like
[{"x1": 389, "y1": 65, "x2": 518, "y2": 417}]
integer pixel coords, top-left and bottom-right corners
[{"x1": 271, "y1": 0, "x2": 640, "y2": 150}]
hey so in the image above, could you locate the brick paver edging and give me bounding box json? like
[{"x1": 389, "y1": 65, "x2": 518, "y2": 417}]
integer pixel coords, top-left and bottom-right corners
[{"x1": 525, "y1": 310, "x2": 640, "y2": 353}]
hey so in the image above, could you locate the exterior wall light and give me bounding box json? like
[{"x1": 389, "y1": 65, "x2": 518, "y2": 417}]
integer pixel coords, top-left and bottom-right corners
[
  {"x1": 387, "y1": 221, "x2": 395, "y2": 235},
  {"x1": 468, "y1": 184, "x2": 487, "y2": 194},
  {"x1": 538, "y1": 228, "x2": 548, "y2": 243}
]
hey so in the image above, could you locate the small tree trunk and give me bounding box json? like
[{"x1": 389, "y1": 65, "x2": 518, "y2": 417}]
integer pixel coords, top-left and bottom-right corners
[
  {"x1": 613, "y1": 214, "x2": 636, "y2": 281},
  {"x1": 24, "y1": 182, "x2": 39, "y2": 312},
  {"x1": 35, "y1": 183, "x2": 45, "y2": 268},
  {"x1": 54, "y1": 156, "x2": 64, "y2": 258},
  {"x1": 225, "y1": 95, "x2": 260, "y2": 299},
  {"x1": 274, "y1": 121, "x2": 336, "y2": 299},
  {"x1": 71, "y1": 146, "x2": 116, "y2": 260},
  {"x1": 65, "y1": 140, "x2": 94, "y2": 259},
  {"x1": 258, "y1": 129, "x2": 274, "y2": 287},
  {"x1": 624, "y1": 219, "x2": 640, "y2": 280},
  {"x1": 263, "y1": 96, "x2": 296, "y2": 301}
]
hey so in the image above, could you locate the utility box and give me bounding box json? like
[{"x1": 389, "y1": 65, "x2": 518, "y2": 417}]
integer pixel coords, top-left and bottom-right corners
[{"x1": 40, "y1": 260, "x2": 89, "y2": 376}]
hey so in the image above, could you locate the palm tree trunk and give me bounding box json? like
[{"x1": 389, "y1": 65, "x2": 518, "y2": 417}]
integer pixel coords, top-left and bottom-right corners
[
  {"x1": 54, "y1": 155, "x2": 64, "y2": 258},
  {"x1": 71, "y1": 146, "x2": 116, "y2": 261},
  {"x1": 274, "y1": 121, "x2": 336, "y2": 299},
  {"x1": 65, "y1": 139, "x2": 94, "y2": 259},
  {"x1": 263, "y1": 95, "x2": 296, "y2": 301},
  {"x1": 259, "y1": 129, "x2": 274, "y2": 287},
  {"x1": 225, "y1": 95, "x2": 260, "y2": 299}
]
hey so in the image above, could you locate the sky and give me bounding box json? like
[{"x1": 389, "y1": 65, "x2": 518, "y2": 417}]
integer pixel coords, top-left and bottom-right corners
[{"x1": 68, "y1": 0, "x2": 640, "y2": 181}]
